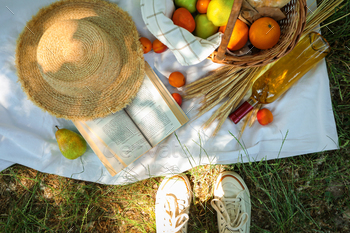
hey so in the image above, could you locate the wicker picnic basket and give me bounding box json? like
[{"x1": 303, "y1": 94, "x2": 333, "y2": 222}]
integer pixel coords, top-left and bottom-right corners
[{"x1": 208, "y1": 0, "x2": 307, "y2": 67}]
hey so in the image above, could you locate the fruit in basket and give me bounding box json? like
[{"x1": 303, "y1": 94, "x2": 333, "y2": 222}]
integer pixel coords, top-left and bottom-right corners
[
  {"x1": 153, "y1": 39, "x2": 168, "y2": 53},
  {"x1": 172, "y1": 8, "x2": 196, "y2": 33},
  {"x1": 139, "y1": 37, "x2": 152, "y2": 54},
  {"x1": 169, "y1": 71, "x2": 186, "y2": 87},
  {"x1": 55, "y1": 126, "x2": 87, "y2": 160},
  {"x1": 219, "y1": 19, "x2": 248, "y2": 51},
  {"x1": 257, "y1": 108, "x2": 273, "y2": 125},
  {"x1": 172, "y1": 93, "x2": 183, "y2": 106},
  {"x1": 249, "y1": 17, "x2": 280, "y2": 50},
  {"x1": 196, "y1": 0, "x2": 211, "y2": 13},
  {"x1": 194, "y1": 14, "x2": 219, "y2": 39},
  {"x1": 174, "y1": 0, "x2": 197, "y2": 13},
  {"x1": 207, "y1": 0, "x2": 235, "y2": 26}
]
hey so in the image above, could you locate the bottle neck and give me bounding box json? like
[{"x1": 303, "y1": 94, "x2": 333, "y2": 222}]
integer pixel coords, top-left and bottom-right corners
[
  {"x1": 247, "y1": 97, "x2": 258, "y2": 107},
  {"x1": 229, "y1": 97, "x2": 258, "y2": 124}
]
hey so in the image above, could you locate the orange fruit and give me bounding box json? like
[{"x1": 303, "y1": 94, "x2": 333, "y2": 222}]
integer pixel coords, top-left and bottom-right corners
[
  {"x1": 153, "y1": 39, "x2": 167, "y2": 53},
  {"x1": 171, "y1": 93, "x2": 183, "y2": 106},
  {"x1": 219, "y1": 19, "x2": 248, "y2": 51},
  {"x1": 249, "y1": 17, "x2": 281, "y2": 50},
  {"x1": 257, "y1": 108, "x2": 273, "y2": 125},
  {"x1": 169, "y1": 72, "x2": 186, "y2": 88},
  {"x1": 172, "y1": 8, "x2": 196, "y2": 33},
  {"x1": 196, "y1": 0, "x2": 211, "y2": 13},
  {"x1": 139, "y1": 37, "x2": 152, "y2": 54}
]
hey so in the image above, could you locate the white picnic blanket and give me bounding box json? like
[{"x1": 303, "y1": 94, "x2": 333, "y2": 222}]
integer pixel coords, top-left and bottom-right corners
[{"x1": 0, "y1": 0, "x2": 338, "y2": 185}]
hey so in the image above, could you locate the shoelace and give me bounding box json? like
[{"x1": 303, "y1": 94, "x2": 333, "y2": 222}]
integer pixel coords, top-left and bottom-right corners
[
  {"x1": 161, "y1": 193, "x2": 189, "y2": 233},
  {"x1": 211, "y1": 193, "x2": 248, "y2": 233}
]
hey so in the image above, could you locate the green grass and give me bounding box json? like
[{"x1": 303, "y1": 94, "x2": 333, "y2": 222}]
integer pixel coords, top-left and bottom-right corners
[
  {"x1": 0, "y1": 167, "x2": 160, "y2": 232},
  {"x1": 1, "y1": 1, "x2": 350, "y2": 232}
]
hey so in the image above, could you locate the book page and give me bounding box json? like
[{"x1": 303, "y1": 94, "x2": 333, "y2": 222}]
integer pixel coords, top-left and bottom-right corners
[
  {"x1": 125, "y1": 75, "x2": 182, "y2": 146},
  {"x1": 84, "y1": 110, "x2": 152, "y2": 166},
  {"x1": 73, "y1": 121, "x2": 123, "y2": 176}
]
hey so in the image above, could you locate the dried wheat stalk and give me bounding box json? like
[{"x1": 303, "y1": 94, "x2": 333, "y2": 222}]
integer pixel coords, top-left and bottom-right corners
[
  {"x1": 185, "y1": 66, "x2": 262, "y2": 135},
  {"x1": 303, "y1": 0, "x2": 348, "y2": 36}
]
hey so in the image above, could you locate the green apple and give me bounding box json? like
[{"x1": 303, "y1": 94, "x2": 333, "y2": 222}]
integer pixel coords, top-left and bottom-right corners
[
  {"x1": 194, "y1": 14, "x2": 219, "y2": 39},
  {"x1": 174, "y1": 0, "x2": 197, "y2": 13}
]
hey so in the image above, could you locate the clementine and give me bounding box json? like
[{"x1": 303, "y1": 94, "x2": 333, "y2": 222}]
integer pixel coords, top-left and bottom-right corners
[
  {"x1": 257, "y1": 108, "x2": 273, "y2": 125},
  {"x1": 139, "y1": 37, "x2": 152, "y2": 54},
  {"x1": 196, "y1": 0, "x2": 211, "y2": 13},
  {"x1": 172, "y1": 8, "x2": 196, "y2": 33},
  {"x1": 249, "y1": 17, "x2": 281, "y2": 50},
  {"x1": 171, "y1": 93, "x2": 183, "y2": 106},
  {"x1": 153, "y1": 39, "x2": 168, "y2": 53},
  {"x1": 169, "y1": 72, "x2": 186, "y2": 88},
  {"x1": 219, "y1": 19, "x2": 248, "y2": 51}
]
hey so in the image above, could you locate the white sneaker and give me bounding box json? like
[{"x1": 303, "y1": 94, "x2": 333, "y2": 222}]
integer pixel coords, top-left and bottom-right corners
[
  {"x1": 211, "y1": 171, "x2": 251, "y2": 233},
  {"x1": 156, "y1": 174, "x2": 192, "y2": 233}
]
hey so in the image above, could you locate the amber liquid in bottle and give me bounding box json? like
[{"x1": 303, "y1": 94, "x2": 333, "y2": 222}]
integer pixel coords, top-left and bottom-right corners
[{"x1": 229, "y1": 32, "x2": 331, "y2": 124}]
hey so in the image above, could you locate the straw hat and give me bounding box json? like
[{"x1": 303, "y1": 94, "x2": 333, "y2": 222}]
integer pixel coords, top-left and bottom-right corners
[{"x1": 16, "y1": 0, "x2": 145, "y2": 120}]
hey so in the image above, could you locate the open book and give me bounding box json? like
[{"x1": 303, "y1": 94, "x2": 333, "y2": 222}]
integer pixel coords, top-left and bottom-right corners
[{"x1": 73, "y1": 62, "x2": 189, "y2": 176}]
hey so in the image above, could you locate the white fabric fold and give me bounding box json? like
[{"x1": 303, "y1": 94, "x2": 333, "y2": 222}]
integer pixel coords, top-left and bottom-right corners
[{"x1": 0, "y1": 159, "x2": 14, "y2": 172}]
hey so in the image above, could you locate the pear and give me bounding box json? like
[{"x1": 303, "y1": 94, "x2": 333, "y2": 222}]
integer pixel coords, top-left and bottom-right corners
[
  {"x1": 207, "y1": 0, "x2": 235, "y2": 26},
  {"x1": 55, "y1": 126, "x2": 87, "y2": 160}
]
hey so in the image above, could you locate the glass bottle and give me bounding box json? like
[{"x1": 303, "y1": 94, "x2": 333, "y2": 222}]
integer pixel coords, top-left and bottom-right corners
[{"x1": 229, "y1": 32, "x2": 331, "y2": 124}]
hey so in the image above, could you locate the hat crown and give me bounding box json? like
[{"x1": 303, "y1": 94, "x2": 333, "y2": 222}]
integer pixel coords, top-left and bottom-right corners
[
  {"x1": 36, "y1": 19, "x2": 120, "y2": 97},
  {"x1": 16, "y1": 0, "x2": 145, "y2": 120}
]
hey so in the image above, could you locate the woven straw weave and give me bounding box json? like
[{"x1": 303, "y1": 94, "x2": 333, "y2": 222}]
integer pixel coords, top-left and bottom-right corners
[
  {"x1": 209, "y1": 0, "x2": 307, "y2": 67},
  {"x1": 16, "y1": 0, "x2": 145, "y2": 120}
]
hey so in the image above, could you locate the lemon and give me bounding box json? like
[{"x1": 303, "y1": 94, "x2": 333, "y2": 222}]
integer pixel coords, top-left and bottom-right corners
[{"x1": 207, "y1": 0, "x2": 234, "y2": 26}]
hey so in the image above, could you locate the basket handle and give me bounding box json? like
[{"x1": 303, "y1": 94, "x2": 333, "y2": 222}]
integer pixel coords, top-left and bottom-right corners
[{"x1": 215, "y1": 0, "x2": 243, "y2": 62}]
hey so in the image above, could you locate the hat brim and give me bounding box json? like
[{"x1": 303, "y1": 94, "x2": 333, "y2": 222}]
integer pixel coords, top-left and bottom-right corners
[{"x1": 16, "y1": 0, "x2": 145, "y2": 120}]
